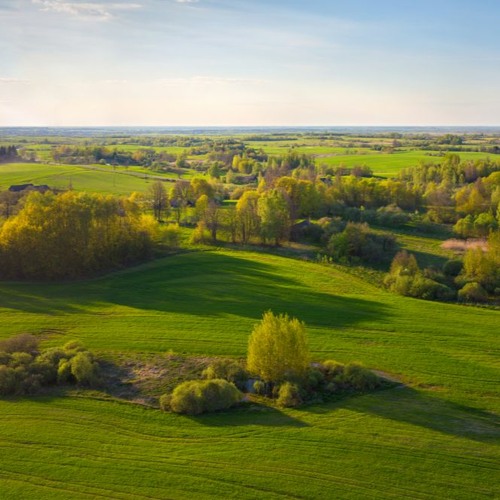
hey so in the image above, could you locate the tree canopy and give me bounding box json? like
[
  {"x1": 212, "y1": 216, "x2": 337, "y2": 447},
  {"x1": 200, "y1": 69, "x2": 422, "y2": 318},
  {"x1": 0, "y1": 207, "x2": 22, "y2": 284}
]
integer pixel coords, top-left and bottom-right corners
[
  {"x1": 247, "y1": 311, "x2": 309, "y2": 383},
  {"x1": 0, "y1": 191, "x2": 159, "y2": 280}
]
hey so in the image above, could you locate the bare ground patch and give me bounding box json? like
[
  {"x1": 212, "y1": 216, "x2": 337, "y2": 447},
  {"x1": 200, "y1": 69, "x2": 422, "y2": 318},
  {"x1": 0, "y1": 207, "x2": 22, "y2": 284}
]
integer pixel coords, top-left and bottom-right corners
[{"x1": 441, "y1": 238, "x2": 488, "y2": 253}]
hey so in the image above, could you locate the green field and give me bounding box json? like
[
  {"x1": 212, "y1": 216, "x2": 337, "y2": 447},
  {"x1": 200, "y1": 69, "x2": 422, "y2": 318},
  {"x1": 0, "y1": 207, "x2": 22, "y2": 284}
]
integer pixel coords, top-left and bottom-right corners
[
  {"x1": 311, "y1": 151, "x2": 493, "y2": 177},
  {"x1": 0, "y1": 162, "x2": 174, "y2": 195},
  {"x1": 0, "y1": 249, "x2": 498, "y2": 498}
]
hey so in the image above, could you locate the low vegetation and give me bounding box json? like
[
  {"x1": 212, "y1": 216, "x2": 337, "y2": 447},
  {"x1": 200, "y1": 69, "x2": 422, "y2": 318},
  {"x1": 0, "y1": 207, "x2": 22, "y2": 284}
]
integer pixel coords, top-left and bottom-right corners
[{"x1": 0, "y1": 334, "x2": 99, "y2": 395}]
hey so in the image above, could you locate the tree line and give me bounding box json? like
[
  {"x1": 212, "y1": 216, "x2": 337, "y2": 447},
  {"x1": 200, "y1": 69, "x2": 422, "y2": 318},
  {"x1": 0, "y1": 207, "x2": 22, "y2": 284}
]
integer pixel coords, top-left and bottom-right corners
[{"x1": 0, "y1": 191, "x2": 162, "y2": 280}]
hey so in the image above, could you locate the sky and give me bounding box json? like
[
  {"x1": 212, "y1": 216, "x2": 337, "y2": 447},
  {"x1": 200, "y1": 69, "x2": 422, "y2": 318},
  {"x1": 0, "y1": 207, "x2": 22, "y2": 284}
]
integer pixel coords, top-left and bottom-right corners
[{"x1": 1, "y1": 0, "x2": 500, "y2": 126}]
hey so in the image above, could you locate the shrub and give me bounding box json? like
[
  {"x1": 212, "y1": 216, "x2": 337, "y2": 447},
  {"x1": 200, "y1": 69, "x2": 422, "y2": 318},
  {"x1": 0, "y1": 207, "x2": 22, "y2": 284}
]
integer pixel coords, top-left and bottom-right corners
[
  {"x1": 252, "y1": 380, "x2": 266, "y2": 395},
  {"x1": 322, "y1": 360, "x2": 345, "y2": 378},
  {"x1": 277, "y1": 382, "x2": 302, "y2": 408},
  {"x1": 202, "y1": 359, "x2": 247, "y2": 390},
  {"x1": 376, "y1": 204, "x2": 410, "y2": 227},
  {"x1": 341, "y1": 363, "x2": 380, "y2": 391},
  {"x1": 70, "y1": 352, "x2": 99, "y2": 386},
  {"x1": 443, "y1": 259, "x2": 463, "y2": 277},
  {"x1": 306, "y1": 368, "x2": 325, "y2": 390},
  {"x1": 0, "y1": 336, "x2": 99, "y2": 395},
  {"x1": 169, "y1": 379, "x2": 241, "y2": 415},
  {"x1": 327, "y1": 222, "x2": 396, "y2": 264},
  {"x1": 57, "y1": 360, "x2": 72, "y2": 384},
  {"x1": 0, "y1": 334, "x2": 39, "y2": 355},
  {"x1": 0, "y1": 366, "x2": 17, "y2": 395},
  {"x1": 190, "y1": 221, "x2": 211, "y2": 244},
  {"x1": 159, "y1": 393, "x2": 172, "y2": 411},
  {"x1": 458, "y1": 282, "x2": 488, "y2": 303}
]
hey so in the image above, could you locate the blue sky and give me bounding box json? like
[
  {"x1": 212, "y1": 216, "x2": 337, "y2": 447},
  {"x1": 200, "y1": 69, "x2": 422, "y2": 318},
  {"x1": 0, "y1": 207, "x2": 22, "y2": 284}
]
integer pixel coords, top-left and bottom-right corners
[{"x1": 1, "y1": 0, "x2": 499, "y2": 125}]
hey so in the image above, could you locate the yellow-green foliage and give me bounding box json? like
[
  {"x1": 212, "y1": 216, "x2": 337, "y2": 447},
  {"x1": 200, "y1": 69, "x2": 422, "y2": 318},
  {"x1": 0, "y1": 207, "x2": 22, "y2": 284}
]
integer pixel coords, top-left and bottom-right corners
[
  {"x1": 0, "y1": 334, "x2": 99, "y2": 395},
  {"x1": 247, "y1": 311, "x2": 309, "y2": 383},
  {"x1": 0, "y1": 191, "x2": 158, "y2": 280},
  {"x1": 277, "y1": 382, "x2": 302, "y2": 408},
  {"x1": 461, "y1": 231, "x2": 500, "y2": 293},
  {"x1": 167, "y1": 379, "x2": 241, "y2": 415},
  {"x1": 202, "y1": 359, "x2": 247, "y2": 389}
]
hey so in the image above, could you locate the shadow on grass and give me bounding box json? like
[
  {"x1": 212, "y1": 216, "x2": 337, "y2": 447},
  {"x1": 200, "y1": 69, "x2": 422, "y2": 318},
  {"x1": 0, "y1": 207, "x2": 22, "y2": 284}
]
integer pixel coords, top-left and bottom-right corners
[
  {"x1": 185, "y1": 402, "x2": 310, "y2": 428},
  {"x1": 309, "y1": 386, "x2": 500, "y2": 443},
  {"x1": 0, "y1": 251, "x2": 391, "y2": 329}
]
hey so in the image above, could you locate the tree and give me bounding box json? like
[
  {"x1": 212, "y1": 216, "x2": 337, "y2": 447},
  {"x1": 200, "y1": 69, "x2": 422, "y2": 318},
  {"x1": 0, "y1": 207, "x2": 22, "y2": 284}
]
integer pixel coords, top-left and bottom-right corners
[
  {"x1": 258, "y1": 189, "x2": 291, "y2": 245},
  {"x1": 247, "y1": 311, "x2": 309, "y2": 383},
  {"x1": 0, "y1": 191, "x2": 157, "y2": 280},
  {"x1": 236, "y1": 190, "x2": 260, "y2": 243},
  {"x1": 195, "y1": 194, "x2": 220, "y2": 242},
  {"x1": 148, "y1": 181, "x2": 168, "y2": 221}
]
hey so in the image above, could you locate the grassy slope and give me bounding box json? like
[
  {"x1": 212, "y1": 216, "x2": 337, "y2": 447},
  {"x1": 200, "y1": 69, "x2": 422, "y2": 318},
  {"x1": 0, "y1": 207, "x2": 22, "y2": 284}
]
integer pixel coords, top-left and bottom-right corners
[
  {"x1": 0, "y1": 162, "x2": 158, "y2": 195},
  {"x1": 0, "y1": 249, "x2": 498, "y2": 498}
]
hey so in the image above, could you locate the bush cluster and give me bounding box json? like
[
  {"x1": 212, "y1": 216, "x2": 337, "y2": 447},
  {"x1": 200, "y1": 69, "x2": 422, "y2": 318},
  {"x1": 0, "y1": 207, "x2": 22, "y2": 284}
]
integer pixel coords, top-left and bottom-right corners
[
  {"x1": 384, "y1": 251, "x2": 455, "y2": 301},
  {"x1": 161, "y1": 379, "x2": 242, "y2": 415},
  {"x1": 0, "y1": 335, "x2": 100, "y2": 396},
  {"x1": 270, "y1": 361, "x2": 383, "y2": 408},
  {"x1": 327, "y1": 222, "x2": 396, "y2": 265},
  {"x1": 202, "y1": 358, "x2": 247, "y2": 390}
]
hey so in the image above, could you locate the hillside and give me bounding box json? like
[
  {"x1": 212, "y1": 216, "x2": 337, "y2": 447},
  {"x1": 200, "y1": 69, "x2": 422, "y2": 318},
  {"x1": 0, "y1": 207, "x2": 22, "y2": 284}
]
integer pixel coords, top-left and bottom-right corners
[{"x1": 0, "y1": 249, "x2": 498, "y2": 499}]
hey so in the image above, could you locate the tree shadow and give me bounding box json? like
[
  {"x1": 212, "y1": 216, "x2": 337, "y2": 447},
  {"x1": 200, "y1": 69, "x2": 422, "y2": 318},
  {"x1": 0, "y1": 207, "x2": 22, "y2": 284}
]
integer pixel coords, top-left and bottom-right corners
[
  {"x1": 184, "y1": 402, "x2": 310, "y2": 428},
  {"x1": 308, "y1": 387, "x2": 500, "y2": 443}
]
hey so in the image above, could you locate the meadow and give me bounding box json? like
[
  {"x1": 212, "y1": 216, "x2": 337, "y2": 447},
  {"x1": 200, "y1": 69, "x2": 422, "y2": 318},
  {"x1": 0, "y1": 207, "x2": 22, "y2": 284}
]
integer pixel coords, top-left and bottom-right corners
[
  {"x1": 0, "y1": 249, "x2": 498, "y2": 498},
  {"x1": 0, "y1": 162, "x2": 170, "y2": 195}
]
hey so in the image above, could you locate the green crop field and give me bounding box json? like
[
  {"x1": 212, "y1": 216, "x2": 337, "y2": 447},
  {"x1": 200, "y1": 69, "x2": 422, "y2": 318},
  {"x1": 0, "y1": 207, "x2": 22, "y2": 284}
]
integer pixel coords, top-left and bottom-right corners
[
  {"x1": 0, "y1": 249, "x2": 498, "y2": 499},
  {"x1": 310, "y1": 151, "x2": 493, "y2": 177},
  {"x1": 0, "y1": 162, "x2": 175, "y2": 195}
]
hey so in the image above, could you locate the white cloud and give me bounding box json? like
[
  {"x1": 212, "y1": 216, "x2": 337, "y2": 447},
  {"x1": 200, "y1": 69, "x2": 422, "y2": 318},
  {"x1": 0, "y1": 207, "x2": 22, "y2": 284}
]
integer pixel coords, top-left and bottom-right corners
[
  {"x1": 175, "y1": 0, "x2": 199, "y2": 3},
  {"x1": 32, "y1": 0, "x2": 141, "y2": 21}
]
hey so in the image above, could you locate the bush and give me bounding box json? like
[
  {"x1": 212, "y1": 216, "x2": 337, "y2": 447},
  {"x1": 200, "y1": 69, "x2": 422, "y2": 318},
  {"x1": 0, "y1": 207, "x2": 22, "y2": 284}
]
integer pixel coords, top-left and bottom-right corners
[
  {"x1": 159, "y1": 393, "x2": 171, "y2": 411},
  {"x1": 277, "y1": 382, "x2": 302, "y2": 408},
  {"x1": 0, "y1": 336, "x2": 99, "y2": 395},
  {"x1": 341, "y1": 363, "x2": 381, "y2": 391},
  {"x1": 168, "y1": 379, "x2": 242, "y2": 415},
  {"x1": 252, "y1": 380, "x2": 266, "y2": 395},
  {"x1": 327, "y1": 222, "x2": 396, "y2": 264},
  {"x1": 443, "y1": 259, "x2": 463, "y2": 277},
  {"x1": 306, "y1": 368, "x2": 324, "y2": 390},
  {"x1": 70, "y1": 352, "x2": 99, "y2": 386},
  {"x1": 0, "y1": 365, "x2": 17, "y2": 395},
  {"x1": 0, "y1": 334, "x2": 39, "y2": 354},
  {"x1": 202, "y1": 359, "x2": 247, "y2": 390},
  {"x1": 322, "y1": 360, "x2": 345, "y2": 378},
  {"x1": 458, "y1": 282, "x2": 488, "y2": 303},
  {"x1": 376, "y1": 204, "x2": 410, "y2": 227}
]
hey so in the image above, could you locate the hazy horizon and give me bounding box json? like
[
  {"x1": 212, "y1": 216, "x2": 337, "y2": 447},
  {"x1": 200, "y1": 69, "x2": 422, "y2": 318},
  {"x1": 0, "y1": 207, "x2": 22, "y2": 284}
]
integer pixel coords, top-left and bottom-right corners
[{"x1": 2, "y1": 0, "x2": 500, "y2": 127}]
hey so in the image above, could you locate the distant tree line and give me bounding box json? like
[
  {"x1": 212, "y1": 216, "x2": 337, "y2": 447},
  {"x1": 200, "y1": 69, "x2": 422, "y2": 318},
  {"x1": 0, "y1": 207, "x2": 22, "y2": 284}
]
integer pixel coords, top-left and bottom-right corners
[{"x1": 0, "y1": 145, "x2": 18, "y2": 161}]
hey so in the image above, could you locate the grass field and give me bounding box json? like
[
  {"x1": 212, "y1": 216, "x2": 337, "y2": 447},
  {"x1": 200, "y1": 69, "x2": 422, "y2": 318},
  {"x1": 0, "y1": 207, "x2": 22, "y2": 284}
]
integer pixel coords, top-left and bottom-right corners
[
  {"x1": 0, "y1": 162, "x2": 173, "y2": 195},
  {"x1": 312, "y1": 151, "x2": 492, "y2": 177},
  {"x1": 0, "y1": 249, "x2": 498, "y2": 498}
]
